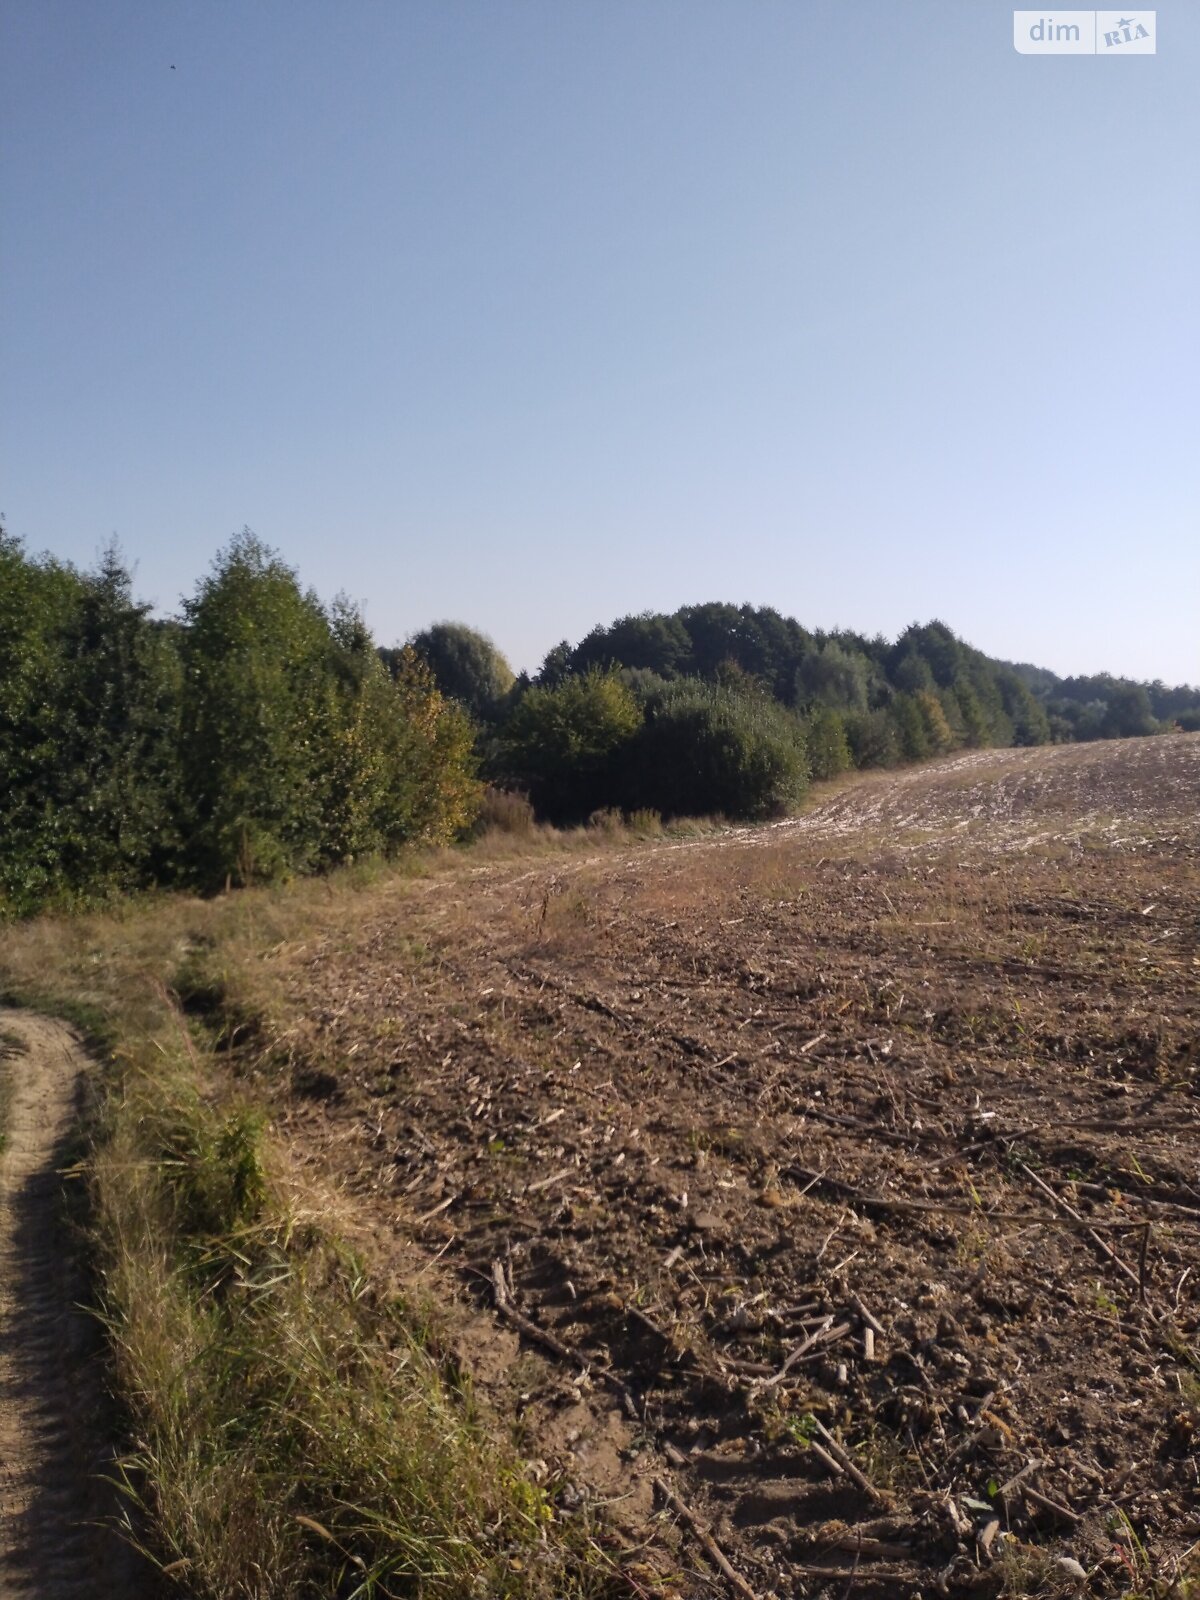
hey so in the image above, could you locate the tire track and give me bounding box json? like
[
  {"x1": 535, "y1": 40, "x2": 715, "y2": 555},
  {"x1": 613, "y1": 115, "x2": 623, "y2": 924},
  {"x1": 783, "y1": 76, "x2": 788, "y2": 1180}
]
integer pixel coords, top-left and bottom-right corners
[{"x1": 0, "y1": 1011, "x2": 155, "y2": 1599}]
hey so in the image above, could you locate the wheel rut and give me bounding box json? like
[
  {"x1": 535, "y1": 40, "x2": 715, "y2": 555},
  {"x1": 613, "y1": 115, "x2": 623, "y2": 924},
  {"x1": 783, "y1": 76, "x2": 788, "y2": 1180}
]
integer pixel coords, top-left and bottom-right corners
[{"x1": 0, "y1": 1010, "x2": 156, "y2": 1599}]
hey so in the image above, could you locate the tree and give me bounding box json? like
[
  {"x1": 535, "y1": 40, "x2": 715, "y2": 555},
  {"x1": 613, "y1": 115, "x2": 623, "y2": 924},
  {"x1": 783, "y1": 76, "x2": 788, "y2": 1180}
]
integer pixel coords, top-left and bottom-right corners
[
  {"x1": 915, "y1": 690, "x2": 956, "y2": 755},
  {"x1": 844, "y1": 708, "x2": 901, "y2": 769},
  {"x1": 180, "y1": 531, "x2": 337, "y2": 884},
  {"x1": 536, "y1": 640, "x2": 573, "y2": 688},
  {"x1": 50, "y1": 546, "x2": 184, "y2": 891},
  {"x1": 0, "y1": 535, "x2": 182, "y2": 911},
  {"x1": 804, "y1": 706, "x2": 853, "y2": 779},
  {"x1": 406, "y1": 622, "x2": 515, "y2": 724},
  {"x1": 569, "y1": 612, "x2": 692, "y2": 678},
  {"x1": 1102, "y1": 681, "x2": 1157, "y2": 739},
  {"x1": 953, "y1": 680, "x2": 991, "y2": 747},
  {"x1": 630, "y1": 680, "x2": 809, "y2": 821},
  {"x1": 499, "y1": 669, "x2": 643, "y2": 822},
  {"x1": 997, "y1": 670, "x2": 1051, "y2": 745},
  {"x1": 794, "y1": 641, "x2": 871, "y2": 713}
]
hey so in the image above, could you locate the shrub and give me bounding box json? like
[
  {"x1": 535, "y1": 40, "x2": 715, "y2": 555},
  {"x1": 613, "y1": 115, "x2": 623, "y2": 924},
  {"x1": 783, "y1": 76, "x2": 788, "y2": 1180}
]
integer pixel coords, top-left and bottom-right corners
[
  {"x1": 804, "y1": 706, "x2": 853, "y2": 779},
  {"x1": 473, "y1": 786, "x2": 537, "y2": 837},
  {"x1": 631, "y1": 680, "x2": 809, "y2": 821},
  {"x1": 844, "y1": 708, "x2": 901, "y2": 769},
  {"x1": 498, "y1": 669, "x2": 643, "y2": 823}
]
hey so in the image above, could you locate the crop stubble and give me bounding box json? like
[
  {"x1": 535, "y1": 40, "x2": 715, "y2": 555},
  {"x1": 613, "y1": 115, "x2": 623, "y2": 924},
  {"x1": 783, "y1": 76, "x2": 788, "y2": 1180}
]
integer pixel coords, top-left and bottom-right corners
[{"x1": 267, "y1": 735, "x2": 1200, "y2": 1597}]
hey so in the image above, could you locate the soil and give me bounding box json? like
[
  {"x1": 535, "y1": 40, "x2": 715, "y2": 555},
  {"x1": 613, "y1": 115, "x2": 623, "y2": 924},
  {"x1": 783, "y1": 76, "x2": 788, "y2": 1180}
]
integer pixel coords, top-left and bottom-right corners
[
  {"x1": 0, "y1": 1011, "x2": 157, "y2": 1600},
  {"x1": 256, "y1": 735, "x2": 1200, "y2": 1598}
]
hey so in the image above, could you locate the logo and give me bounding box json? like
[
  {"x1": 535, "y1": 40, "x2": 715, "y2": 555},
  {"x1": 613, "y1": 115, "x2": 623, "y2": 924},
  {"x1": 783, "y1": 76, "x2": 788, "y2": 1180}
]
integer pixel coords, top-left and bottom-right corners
[
  {"x1": 1013, "y1": 10, "x2": 1156, "y2": 53},
  {"x1": 1097, "y1": 11, "x2": 1154, "y2": 49}
]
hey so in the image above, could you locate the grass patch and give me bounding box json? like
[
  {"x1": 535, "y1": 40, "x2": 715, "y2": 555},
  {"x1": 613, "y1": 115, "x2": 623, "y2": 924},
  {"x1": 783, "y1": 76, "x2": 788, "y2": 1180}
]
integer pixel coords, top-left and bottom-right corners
[{"x1": 0, "y1": 885, "x2": 626, "y2": 1599}]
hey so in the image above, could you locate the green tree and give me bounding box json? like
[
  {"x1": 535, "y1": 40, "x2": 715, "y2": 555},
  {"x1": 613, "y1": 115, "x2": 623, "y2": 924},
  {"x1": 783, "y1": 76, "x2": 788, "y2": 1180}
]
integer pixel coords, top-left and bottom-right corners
[
  {"x1": 953, "y1": 680, "x2": 991, "y2": 747},
  {"x1": 50, "y1": 547, "x2": 184, "y2": 891},
  {"x1": 794, "y1": 641, "x2": 871, "y2": 713},
  {"x1": 1102, "y1": 681, "x2": 1157, "y2": 739},
  {"x1": 804, "y1": 706, "x2": 853, "y2": 779},
  {"x1": 631, "y1": 680, "x2": 809, "y2": 821},
  {"x1": 405, "y1": 622, "x2": 515, "y2": 724},
  {"x1": 844, "y1": 708, "x2": 901, "y2": 768},
  {"x1": 499, "y1": 669, "x2": 643, "y2": 822},
  {"x1": 180, "y1": 532, "x2": 336, "y2": 885},
  {"x1": 0, "y1": 535, "x2": 182, "y2": 911},
  {"x1": 891, "y1": 694, "x2": 931, "y2": 761},
  {"x1": 569, "y1": 612, "x2": 692, "y2": 678},
  {"x1": 0, "y1": 531, "x2": 87, "y2": 911}
]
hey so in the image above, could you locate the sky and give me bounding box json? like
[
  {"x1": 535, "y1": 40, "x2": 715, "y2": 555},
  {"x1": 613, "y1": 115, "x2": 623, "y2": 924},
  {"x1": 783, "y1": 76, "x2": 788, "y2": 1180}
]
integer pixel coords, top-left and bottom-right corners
[{"x1": 2, "y1": 1, "x2": 1196, "y2": 684}]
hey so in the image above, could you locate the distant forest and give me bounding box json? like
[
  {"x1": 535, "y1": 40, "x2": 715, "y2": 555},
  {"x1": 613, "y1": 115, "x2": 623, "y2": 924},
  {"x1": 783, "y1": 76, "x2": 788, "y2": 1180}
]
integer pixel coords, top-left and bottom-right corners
[{"x1": 3, "y1": 526, "x2": 1197, "y2": 914}]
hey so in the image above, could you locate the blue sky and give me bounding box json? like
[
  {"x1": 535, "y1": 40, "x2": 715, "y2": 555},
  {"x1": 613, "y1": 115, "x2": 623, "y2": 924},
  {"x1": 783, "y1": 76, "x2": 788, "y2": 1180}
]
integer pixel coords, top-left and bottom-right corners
[{"x1": 3, "y1": 1, "x2": 1196, "y2": 683}]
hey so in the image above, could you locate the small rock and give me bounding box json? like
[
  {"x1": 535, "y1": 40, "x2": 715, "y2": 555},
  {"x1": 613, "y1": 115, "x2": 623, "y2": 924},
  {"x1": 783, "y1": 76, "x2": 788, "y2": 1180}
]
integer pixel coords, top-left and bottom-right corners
[{"x1": 1054, "y1": 1556, "x2": 1088, "y2": 1582}]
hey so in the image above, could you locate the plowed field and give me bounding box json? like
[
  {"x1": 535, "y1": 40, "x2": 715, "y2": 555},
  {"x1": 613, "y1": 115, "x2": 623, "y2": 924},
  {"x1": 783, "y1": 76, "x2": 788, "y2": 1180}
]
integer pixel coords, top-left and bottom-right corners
[{"x1": 264, "y1": 734, "x2": 1200, "y2": 1598}]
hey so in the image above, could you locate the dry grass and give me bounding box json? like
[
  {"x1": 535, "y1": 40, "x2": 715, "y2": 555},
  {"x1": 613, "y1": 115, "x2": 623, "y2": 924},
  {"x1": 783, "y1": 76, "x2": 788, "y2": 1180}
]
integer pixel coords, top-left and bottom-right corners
[
  {"x1": 0, "y1": 877, "x2": 637, "y2": 1599},
  {"x1": 0, "y1": 1024, "x2": 23, "y2": 1156}
]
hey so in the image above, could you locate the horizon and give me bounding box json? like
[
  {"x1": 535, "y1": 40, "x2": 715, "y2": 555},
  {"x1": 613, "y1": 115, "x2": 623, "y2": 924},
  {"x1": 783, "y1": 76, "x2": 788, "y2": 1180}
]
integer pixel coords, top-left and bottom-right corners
[{"x1": 3, "y1": 2, "x2": 1196, "y2": 685}]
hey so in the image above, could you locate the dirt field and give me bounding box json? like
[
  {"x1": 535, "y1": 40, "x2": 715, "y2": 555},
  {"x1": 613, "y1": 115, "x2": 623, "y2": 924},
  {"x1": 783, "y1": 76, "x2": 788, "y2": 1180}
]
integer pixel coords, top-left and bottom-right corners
[{"x1": 261, "y1": 735, "x2": 1200, "y2": 1598}]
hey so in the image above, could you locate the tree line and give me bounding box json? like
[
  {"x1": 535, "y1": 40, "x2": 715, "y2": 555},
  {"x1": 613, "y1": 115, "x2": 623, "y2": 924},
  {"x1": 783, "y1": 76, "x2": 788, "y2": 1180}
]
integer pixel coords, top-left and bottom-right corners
[
  {"x1": 0, "y1": 529, "x2": 477, "y2": 915},
  {"x1": 421, "y1": 606, "x2": 1198, "y2": 825},
  {"x1": 2, "y1": 532, "x2": 1196, "y2": 914}
]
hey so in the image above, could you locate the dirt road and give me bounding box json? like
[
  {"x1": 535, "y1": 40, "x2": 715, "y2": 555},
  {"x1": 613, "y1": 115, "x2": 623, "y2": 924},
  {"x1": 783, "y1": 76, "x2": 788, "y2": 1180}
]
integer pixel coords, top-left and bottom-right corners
[{"x1": 0, "y1": 1011, "x2": 150, "y2": 1599}]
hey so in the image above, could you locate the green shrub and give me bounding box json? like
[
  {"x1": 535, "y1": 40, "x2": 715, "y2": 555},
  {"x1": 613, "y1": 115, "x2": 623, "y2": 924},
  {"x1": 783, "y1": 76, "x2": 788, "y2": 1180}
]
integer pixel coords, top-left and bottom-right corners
[
  {"x1": 630, "y1": 680, "x2": 809, "y2": 821},
  {"x1": 804, "y1": 706, "x2": 853, "y2": 779},
  {"x1": 498, "y1": 669, "x2": 643, "y2": 823},
  {"x1": 844, "y1": 708, "x2": 901, "y2": 769}
]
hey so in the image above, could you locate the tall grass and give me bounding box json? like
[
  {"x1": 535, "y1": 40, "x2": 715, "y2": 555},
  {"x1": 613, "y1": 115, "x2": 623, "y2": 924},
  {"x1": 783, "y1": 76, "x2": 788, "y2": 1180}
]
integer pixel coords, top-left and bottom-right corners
[{"x1": 0, "y1": 886, "x2": 622, "y2": 1599}]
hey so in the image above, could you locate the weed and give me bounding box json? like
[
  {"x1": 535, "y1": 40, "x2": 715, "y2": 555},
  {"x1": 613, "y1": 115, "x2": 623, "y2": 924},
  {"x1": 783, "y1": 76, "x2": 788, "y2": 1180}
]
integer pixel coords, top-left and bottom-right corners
[{"x1": 993, "y1": 1540, "x2": 1079, "y2": 1597}]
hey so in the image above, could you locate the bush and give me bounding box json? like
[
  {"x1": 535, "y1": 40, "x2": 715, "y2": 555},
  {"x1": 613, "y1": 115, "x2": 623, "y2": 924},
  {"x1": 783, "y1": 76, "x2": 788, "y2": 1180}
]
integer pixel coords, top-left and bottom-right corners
[
  {"x1": 498, "y1": 669, "x2": 643, "y2": 823},
  {"x1": 844, "y1": 708, "x2": 901, "y2": 769},
  {"x1": 804, "y1": 706, "x2": 853, "y2": 779},
  {"x1": 630, "y1": 680, "x2": 809, "y2": 821},
  {"x1": 473, "y1": 786, "x2": 537, "y2": 837}
]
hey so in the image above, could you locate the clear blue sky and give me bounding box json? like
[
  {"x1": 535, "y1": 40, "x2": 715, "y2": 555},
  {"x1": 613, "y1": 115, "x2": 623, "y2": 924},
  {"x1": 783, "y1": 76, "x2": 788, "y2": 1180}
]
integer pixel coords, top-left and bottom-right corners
[{"x1": 3, "y1": 1, "x2": 1196, "y2": 683}]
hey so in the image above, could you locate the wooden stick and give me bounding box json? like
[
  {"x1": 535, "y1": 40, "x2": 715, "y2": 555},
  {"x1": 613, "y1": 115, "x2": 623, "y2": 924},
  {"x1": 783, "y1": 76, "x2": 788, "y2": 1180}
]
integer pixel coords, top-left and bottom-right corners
[
  {"x1": 808, "y1": 1533, "x2": 913, "y2": 1560},
  {"x1": 525, "y1": 1165, "x2": 574, "y2": 1194},
  {"x1": 787, "y1": 1566, "x2": 913, "y2": 1585},
  {"x1": 1020, "y1": 1482, "x2": 1080, "y2": 1525},
  {"x1": 491, "y1": 1261, "x2": 641, "y2": 1420},
  {"x1": 652, "y1": 1478, "x2": 760, "y2": 1600},
  {"x1": 810, "y1": 1420, "x2": 893, "y2": 1508},
  {"x1": 1017, "y1": 1162, "x2": 1144, "y2": 1294},
  {"x1": 851, "y1": 1293, "x2": 887, "y2": 1336},
  {"x1": 751, "y1": 1321, "x2": 856, "y2": 1390},
  {"x1": 808, "y1": 1440, "x2": 849, "y2": 1480},
  {"x1": 997, "y1": 1458, "x2": 1045, "y2": 1499},
  {"x1": 1138, "y1": 1222, "x2": 1151, "y2": 1303},
  {"x1": 751, "y1": 1316, "x2": 831, "y2": 1389},
  {"x1": 784, "y1": 1163, "x2": 1158, "y2": 1231}
]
